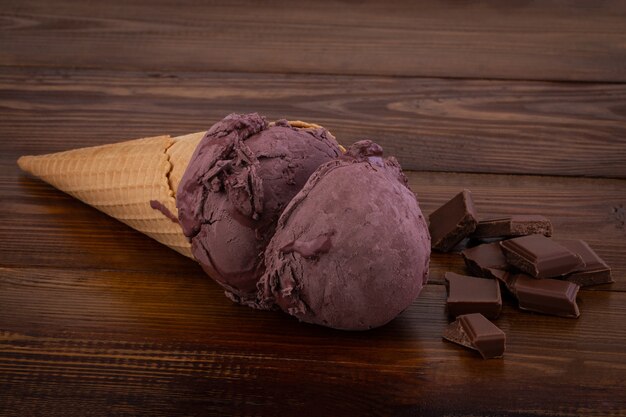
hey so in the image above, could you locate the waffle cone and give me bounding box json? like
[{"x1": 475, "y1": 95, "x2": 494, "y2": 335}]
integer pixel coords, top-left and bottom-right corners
[{"x1": 17, "y1": 132, "x2": 205, "y2": 258}]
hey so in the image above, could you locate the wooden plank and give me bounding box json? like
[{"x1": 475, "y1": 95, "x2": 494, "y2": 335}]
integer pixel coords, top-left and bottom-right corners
[
  {"x1": 1, "y1": 270, "x2": 625, "y2": 416},
  {"x1": 1, "y1": 0, "x2": 626, "y2": 82},
  {"x1": 2, "y1": 68, "x2": 626, "y2": 178},
  {"x1": 3, "y1": 157, "x2": 625, "y2": 290}
]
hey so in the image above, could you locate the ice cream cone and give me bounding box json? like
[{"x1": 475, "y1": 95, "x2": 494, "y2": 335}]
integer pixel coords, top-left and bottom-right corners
[
  {"x1": 17, "y1": 120, "x2": 333, "y2": 259},
  {"x1": 17, "y1": 132, "x2": 206, "y2": 258}
]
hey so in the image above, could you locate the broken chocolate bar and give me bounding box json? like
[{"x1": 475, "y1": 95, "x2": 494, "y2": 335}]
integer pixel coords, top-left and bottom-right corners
[
  {"x1": 500, "y1": 234, "x2": 584, "y2": 278},
  {"x1": 461, "y1": 242, "x2": 509, "y2": 279},
  {"x1": 442, "y1": 313, "x2": 505, "y2": 359},
  {"x1": 429, "y1": 189, "x2": 478, "y2": 252},
  {"x1": 506, "y1": 273, "x2": 580, "y2": 318},
  {"x1": 559, "y1": 240, "x2": 613, "y2": 287},
  {"x1": 445, "y1": 272, "x2": 502, "y2": 319},
  {"x1": 473, "y1": 215, "x2": 552, "y2": 239}
]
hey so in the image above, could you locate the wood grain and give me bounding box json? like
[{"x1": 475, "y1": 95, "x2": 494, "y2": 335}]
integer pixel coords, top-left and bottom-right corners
[
  {"x1": 1, "y1": 270, "x2": 625, "y2": 417},
  {"x1": 2, "y1": 68, "x2": 626, "y2": 178},
  {"x1": 2, "y1": 0, "x2": 626, "y2": 82}
]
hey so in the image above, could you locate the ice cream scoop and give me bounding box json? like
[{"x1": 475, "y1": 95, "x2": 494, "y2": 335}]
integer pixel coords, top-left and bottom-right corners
[
  {"x1": 258, "y1": 140, "x2": 431, "y2": 330},
  {"x1": 177, "y1": 113, "x2": 342, "y2": 305}
]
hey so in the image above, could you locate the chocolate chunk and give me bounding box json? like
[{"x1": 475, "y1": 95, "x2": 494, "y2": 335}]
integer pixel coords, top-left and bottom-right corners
[
  {"x1": 461, "y1": 242, "x2": 509, "y2": 279},
  {"x1": 500, "y1": 234, "x2": 584, "y2": 278},
  {"x1": 442, "y1": 313, "x2": 505, "y2": 359},
  {"x1": 506, "y1": 273, "x2": 580, "y2": 318},
  {"x1": 429, "y1": 189, "x2": 478, "y2": 252},
  {"x1": 559, "y1": 240, "x2": 613, "y2": 287},
  {"x1": 487, "y1": 268, "x2": 510, "y2": 283},
  {"x1": 445, "y1": 272, "x2": 502, "y2": 319},
  {"x1": 473, "y1": 215, "x2": 552, "y2": 239}
]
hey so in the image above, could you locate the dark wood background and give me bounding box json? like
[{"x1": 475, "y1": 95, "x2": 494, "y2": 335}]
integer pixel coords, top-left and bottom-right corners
[{"x1": 1, "y1": 1, "x2": 625, "y2": 416}]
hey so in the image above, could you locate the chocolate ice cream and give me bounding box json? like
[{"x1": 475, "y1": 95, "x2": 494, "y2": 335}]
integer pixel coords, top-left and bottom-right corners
[
  {"x1": 177, "y1": 113, "x2": 342, "y2": 304},
  {"x1": 258, "y1": 140, "x2": 431, "y2": 330}
]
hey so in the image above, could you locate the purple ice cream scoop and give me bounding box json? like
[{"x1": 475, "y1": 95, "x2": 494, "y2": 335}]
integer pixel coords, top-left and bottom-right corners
[
  {"x1": 258, "y1": 140, "x2": 431, "y2": 330},
  {"x1": 177, "y1": 113, "x2": 342, "y2": 304}
]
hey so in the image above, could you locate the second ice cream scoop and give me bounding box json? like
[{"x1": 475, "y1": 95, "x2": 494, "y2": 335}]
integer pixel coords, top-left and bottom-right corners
[{"x1": 259, "y1": 140, "x2": 431, "y2": 330}]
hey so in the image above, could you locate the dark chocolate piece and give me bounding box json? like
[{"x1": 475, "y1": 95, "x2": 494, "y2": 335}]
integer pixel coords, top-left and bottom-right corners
[
  {"x1": 473, "y1": 215, "x2": 552, "y2": 239},
  {"x1": 429, "y1": 189, "x2": 478, "y2": 252},
  {"x1": 442, "y1": 313, "x2": 505, "y2": 359},
  {"x1": 500, "y1": 234, "x2": 584, "y2": 278},
  {"x1": 559, "y1": 240, "x2": 613, "y2": 287},
  {"x1": 506, "y1": 273, "x2": 580, "y2": 318},
  {"x1": 445, "y1": 272, "x2": 502, "y2": 319},
  {"x1": 461, "y1": 242, "x2": 509, "y2": 279},
  {"x1": 487, "y1": 268, "x2": 510, "y2": 283}
]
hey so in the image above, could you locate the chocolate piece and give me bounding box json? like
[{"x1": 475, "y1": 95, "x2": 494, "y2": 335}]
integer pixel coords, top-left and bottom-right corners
[
  {"x1": 506, "y1": 273, "x2": 580, "y2": 318},
  {"x1": 461, "y1": 242, "x2": 509, "y2": 279},
  {"x1": 559, "y1": 240, "x2": 613, "y2": 287},
  {"x1": 445, "y1": 272, "x2": 502, "y2": 319},
  {"x1": 500, "y1": 234, "x2": 584, "y2": 278},
  {"x1": 429, "y1": 189, "x2": 478, "y2": 252},
  {"x1": 442, "y1": 313, "x2": 505, "y2": 359},
  {"x1": 487, "y1": 268, "x2": 510, "y2": 283},
  {"x1": 473, "y1": 215, "x2": 552, "y2": 238}
]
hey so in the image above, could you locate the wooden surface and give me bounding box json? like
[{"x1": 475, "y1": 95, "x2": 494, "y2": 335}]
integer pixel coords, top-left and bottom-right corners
[
  {"x1": 3, "y1": 68, "x2": 626, "y2": 178},
  {"x1": 3, "y1": 0, "x2": 626, "y2": 82},
  {"x1": 1, "y1": 1, "x2": 626, "y2": 416}
]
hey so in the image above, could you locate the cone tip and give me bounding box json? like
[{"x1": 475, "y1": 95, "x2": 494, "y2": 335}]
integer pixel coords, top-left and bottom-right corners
[{"x1": 17, "y1": 155, "x2": 32, "y2": 173}]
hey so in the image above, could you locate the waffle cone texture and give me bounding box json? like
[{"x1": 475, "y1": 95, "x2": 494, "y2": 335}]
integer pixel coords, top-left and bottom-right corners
[{"x1": 18, "y1": 132, "x2": 205, "y2": 258}]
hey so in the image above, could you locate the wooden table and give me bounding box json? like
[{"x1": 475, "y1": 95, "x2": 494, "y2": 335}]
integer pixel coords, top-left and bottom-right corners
[{"x1": 1, "y1": 1, "x2": 625, "y2": 416}]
